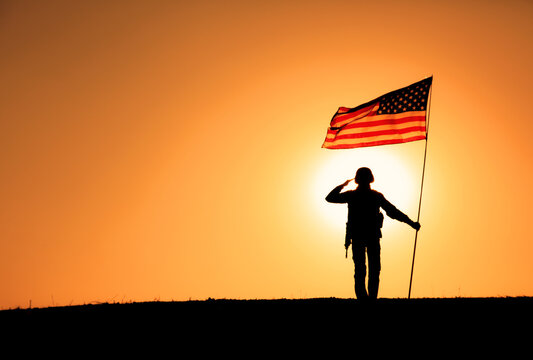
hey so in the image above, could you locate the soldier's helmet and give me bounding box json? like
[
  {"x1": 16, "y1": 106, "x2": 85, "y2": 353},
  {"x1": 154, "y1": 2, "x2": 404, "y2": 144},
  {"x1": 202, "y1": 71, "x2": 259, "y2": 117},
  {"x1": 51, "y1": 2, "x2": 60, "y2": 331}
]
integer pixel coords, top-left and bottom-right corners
[{"x1": 355, "y1": 167, "x2": 374, "y2": 184}]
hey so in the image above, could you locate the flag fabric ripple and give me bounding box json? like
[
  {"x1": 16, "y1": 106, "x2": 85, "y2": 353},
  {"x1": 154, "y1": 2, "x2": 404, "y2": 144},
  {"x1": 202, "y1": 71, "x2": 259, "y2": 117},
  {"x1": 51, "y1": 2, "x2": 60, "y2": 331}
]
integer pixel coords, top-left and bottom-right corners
[{"x1": 322, "y1": 77, "x2": 432, "y2": 149}]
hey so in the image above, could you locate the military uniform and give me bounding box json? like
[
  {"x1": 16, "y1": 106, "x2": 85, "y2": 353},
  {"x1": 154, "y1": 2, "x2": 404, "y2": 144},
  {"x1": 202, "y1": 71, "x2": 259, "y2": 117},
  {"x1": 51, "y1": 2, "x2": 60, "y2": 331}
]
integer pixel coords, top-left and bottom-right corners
[{"x1": 326, "y1": 183, "x2": 416, "y2": 300}]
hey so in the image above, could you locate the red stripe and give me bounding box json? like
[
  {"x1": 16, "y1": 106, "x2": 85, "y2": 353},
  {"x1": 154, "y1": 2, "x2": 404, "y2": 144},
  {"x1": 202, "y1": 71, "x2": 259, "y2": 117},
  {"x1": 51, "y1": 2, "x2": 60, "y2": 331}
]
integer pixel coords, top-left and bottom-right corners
[
  {"x1": 322, "y1": 135, "x2": 426, "y2": 149},
  {"x1": 331, "y1": 105, "x2": 375, "y2": 124},
  {"x1": 334, "y1": 126, "x2": 426, "y2": 140},
  {"x1": 337, "y1": 107, "x2": 352, "y2": 114},
  {"x1": 341, "y1": 115, "x2": 425, "y2": 130},
  {"x1": 330, "y1": 110, "x2": 379, "y2": 127},
  {"x1": 330, "y1": 102, "x2": 378, "y2": 126}
]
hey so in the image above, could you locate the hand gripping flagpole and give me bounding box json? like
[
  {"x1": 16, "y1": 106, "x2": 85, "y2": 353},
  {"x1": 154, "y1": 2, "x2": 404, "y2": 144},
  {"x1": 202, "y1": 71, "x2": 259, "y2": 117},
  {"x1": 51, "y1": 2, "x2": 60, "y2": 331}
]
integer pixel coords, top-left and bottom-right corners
[{"x1": 408, "y1": 81, "x2": 433, "y2": 299}]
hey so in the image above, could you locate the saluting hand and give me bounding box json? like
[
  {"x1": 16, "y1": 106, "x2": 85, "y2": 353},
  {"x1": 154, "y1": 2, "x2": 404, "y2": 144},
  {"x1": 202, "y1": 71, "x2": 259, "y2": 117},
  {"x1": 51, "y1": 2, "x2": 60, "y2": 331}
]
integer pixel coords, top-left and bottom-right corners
[{"x1": 341, "y1": 179, "x2": 352, "y2": 187}]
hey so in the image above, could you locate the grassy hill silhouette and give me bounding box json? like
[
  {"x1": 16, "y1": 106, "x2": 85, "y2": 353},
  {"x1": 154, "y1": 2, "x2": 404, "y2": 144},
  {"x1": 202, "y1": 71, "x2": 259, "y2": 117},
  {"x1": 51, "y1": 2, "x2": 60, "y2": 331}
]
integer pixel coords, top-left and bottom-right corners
[
  {"x1": 3, "y1": 296, "x2": 532, "y2": 325},
  {"x1": 2, "y1": 297, "x2": 531, "y2": 354}
]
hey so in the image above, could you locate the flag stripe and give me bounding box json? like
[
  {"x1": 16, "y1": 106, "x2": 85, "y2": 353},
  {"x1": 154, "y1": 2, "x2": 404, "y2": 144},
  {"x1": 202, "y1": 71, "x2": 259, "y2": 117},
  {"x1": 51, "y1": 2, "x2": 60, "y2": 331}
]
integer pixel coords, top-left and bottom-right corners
[
  {"x1": 327, "y1": 125, "x2": 426, "y2": 141},
  {"x1": 323, "y1": 127, "x2": 425, "y2": 144},
  {"x1": 340, "y1": 117, "x2": 425, "y2": 135},
  {"x1": 326, "y1": 125, "x2": 426, "y2": 141},
  {"x1": 330, "y1": 103, "x2": 379, "y2": 127},
  {"x1": 342, "y1": 111, "x2": 425, "y2": 129},
  {"x1": 337, "y1": 107, "x2": 353, "y2": 114}
]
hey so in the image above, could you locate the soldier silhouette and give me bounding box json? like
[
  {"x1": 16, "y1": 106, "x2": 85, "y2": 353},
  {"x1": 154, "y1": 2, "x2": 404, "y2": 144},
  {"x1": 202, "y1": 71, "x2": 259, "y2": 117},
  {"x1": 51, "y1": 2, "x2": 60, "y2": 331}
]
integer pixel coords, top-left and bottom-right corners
[{"x1": 326, "y1": 167, "x2": 421, "y2": 301}]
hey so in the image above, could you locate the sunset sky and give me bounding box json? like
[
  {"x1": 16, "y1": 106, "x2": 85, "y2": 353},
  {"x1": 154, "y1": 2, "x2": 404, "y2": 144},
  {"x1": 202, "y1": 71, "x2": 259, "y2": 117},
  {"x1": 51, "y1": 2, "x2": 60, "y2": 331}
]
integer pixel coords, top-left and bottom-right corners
[{"x1": 1, "y1": 0, "x2": 532, "y2": 309}]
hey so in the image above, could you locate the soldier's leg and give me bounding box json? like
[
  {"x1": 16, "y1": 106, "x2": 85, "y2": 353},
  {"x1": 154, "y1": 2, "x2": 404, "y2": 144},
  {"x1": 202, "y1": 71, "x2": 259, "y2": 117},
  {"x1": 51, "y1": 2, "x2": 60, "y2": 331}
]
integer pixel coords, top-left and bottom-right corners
[
  {"x1": 367, "y1": 238, "x2": 381, "y2": 300},
  {"x1": 352, "y1": 239, "x2": 368, "y2": 300}
]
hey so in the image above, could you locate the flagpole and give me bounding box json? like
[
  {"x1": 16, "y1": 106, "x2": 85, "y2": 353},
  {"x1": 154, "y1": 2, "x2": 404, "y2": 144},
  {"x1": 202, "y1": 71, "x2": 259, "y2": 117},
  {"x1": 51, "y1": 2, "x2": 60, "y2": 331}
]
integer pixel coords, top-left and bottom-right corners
[{"x1": 408, "y1": 80, "x2": 433, "y2": 299}]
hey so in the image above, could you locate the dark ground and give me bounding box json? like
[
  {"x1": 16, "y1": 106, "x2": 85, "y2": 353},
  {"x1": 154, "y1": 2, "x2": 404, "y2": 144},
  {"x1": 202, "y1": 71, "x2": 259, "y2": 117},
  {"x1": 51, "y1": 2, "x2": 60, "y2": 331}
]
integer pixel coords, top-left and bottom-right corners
[{"x1": 2, "y1": 297, "x2": 532, "y2": 354}]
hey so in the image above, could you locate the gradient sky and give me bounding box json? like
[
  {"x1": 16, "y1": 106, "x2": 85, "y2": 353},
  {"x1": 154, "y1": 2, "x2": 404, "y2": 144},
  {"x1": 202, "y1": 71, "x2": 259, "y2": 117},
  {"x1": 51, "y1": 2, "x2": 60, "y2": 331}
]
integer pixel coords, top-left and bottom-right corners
[{"x1": 1, "y1": 0, "x2": 532, "y2": 309}]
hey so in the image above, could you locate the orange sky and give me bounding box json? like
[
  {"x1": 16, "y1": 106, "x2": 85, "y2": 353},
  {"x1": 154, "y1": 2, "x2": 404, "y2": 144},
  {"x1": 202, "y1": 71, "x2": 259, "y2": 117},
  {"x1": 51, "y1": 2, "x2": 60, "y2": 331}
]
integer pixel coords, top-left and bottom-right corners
[{"x1": 1, "y1": 0, "x2": 532, "y2": 309}]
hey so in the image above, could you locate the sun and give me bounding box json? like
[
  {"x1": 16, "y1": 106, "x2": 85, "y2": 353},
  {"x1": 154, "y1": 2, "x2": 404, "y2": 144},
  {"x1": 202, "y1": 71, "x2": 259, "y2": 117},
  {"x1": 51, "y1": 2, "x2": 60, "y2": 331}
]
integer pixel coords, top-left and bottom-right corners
[{"x1": 311, "y1": 146, "x2": 419, "y2": 229}]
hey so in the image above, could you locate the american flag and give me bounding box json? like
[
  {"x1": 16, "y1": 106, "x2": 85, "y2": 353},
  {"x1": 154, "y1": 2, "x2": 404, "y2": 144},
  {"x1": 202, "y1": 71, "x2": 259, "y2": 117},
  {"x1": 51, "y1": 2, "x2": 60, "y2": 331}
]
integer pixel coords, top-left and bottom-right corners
[{"x1": 322, "y1": 77, "x2": 432, "y2": 149}]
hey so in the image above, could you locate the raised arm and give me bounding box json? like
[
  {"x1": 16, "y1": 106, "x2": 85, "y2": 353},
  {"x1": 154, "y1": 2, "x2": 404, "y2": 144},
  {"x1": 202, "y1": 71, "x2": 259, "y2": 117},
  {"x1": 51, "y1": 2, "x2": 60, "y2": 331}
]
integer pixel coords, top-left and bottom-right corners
[
  {"x1": 325, "y1": 179, "x2": 352, "y2": 203},
  {"x1": 380, "y1": 195, "x2": 421, "y2": 230}
]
